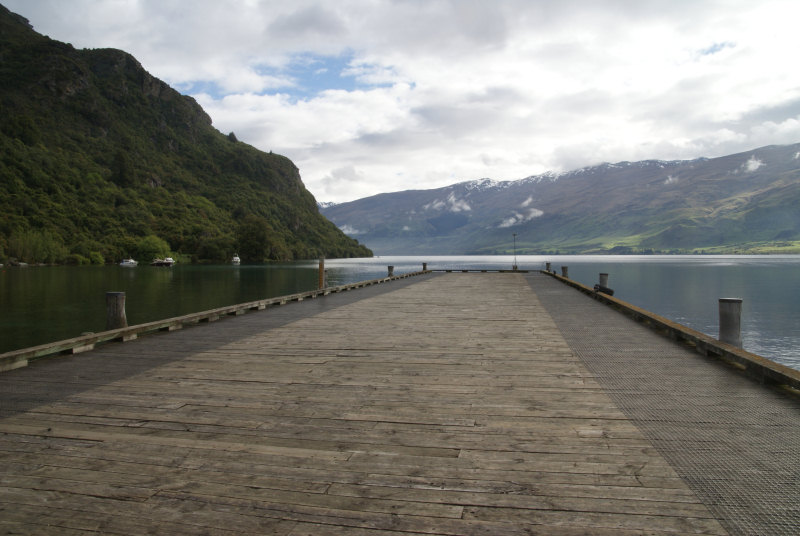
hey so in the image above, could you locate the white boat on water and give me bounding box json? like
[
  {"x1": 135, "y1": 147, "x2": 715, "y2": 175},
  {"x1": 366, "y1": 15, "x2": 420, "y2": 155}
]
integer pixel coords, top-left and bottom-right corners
[
  {"x1": 119, "y1": 258, "x2": 138, "y2": 267},
  {"x1": 151, "y1": 257, "x2": 175, "y2": 267},
  {"x1": 232, "y1": 254, "x2": 241, "y2": 265}
]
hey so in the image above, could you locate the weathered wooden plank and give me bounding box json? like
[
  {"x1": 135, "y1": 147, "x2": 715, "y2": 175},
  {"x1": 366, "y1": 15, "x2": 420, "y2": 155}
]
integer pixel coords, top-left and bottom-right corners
[
  {"x1": 463, "y1": 505, "x2": 729, "y2": 534},
  {"x1": 343, "y1": 451, "x2": 678, "y2": 478},
  {"x1": 0, "y1": 423, "x2": 354, "y2": 461},
  {"x1": 0, "y1": 488, "x2": 295, "y2": 535},
  {"x1": 326, "y1": 482, "x2": 718, "y2": 518},
  {"x1": 335, "y1": 473, "x2": 702, "y2": 502},
  {"x1": 2, "y1": 473, "x2": 158, "y2": 502},
  {"x1": 3, "y1": 460, "x2": 332, "y2": 495}
]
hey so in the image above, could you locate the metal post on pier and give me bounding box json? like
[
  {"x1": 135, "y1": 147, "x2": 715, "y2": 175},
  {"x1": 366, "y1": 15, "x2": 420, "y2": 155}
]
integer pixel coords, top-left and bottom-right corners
[
  {"x1": 719, "y1": 298, "x2": 743, "y2": 348},
  {"x1": 561, "y1": 266, "x2": 569, "y2": 278},
  {"x1": 512, "y1": 233, "x2": 518, "y2": 271},
  {"x1": 594, "y1": 273, "x2": 614, "y2": 295},
  {"x1": 388, "y1": 266, "x2": 394, "y2": 277},
  {"x1": 318, "y1": 257, "x2": 325, "y2": 289},
  {"x1": 422, "y1": 262, "x2": 428, "y2": 271},
  {"x1": 545, "y1": 262, "x2": 551, "y2": 273},
  {"x1": 106, "y1": 292, "x2": 128, "y2": 330}
]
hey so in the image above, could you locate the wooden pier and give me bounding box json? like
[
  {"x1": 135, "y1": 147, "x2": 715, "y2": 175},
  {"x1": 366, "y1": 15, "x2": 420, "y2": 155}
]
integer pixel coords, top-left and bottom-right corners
[{"x1": 0, "y1": 272, "x2": 797, "y2": 535}]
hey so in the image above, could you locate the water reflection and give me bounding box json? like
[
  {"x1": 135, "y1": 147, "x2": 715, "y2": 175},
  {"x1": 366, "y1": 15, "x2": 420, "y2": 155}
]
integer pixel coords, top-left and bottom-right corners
[{"x1": 0, "y1": 263, "x2": 318, "y2": 353}]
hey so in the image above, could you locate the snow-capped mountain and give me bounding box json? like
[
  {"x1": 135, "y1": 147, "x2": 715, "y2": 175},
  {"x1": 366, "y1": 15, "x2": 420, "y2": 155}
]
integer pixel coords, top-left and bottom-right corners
[{"x1": 320, "y1": 144, "x2": 800, "y2": 255}]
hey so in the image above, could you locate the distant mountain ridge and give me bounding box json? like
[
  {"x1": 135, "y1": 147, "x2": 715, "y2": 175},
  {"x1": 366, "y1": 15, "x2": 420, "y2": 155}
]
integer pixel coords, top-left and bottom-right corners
[
  {"x1": 322, "y1": 144, "x2": 800, "y2": 255},
  {"x1": 0, "y1": 4, "x2": 371, "y2": 264}
]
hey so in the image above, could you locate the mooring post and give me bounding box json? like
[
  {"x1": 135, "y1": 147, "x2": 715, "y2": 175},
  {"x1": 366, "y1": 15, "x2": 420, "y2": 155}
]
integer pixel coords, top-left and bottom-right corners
[
  {"x1": 388, "y1": 265, "x2": 394, "y2": 277},
  {"x1": 719, "y1": 298, "x2": 743, "y2": 348},
  {"x1": 318, "y1": 257, "x2": 325, "y2": 289},
  {"x1": 106, "y1": 292, "x2": 128, "y2": 330},
  {"x1": 422, "y1": 262, "x2": 428, "y2": 271},
  {"x1": 561, "y1": 266, "x2": 569, "y2": 278},
  {"x1": 594, "y1": 273, "x2": 614, "y2": 295},
  {"x1": 545, "y1": 262, "x2": 551, "y2": 272}
]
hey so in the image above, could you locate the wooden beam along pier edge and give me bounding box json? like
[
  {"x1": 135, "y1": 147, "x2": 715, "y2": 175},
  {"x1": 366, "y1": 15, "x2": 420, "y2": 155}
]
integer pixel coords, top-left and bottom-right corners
[
  {"x1": 430, "y1": 269, "x2": 531, "y2": 273},
  {"x1": 542, "y1": 270, "x2": 800, "y2": 394}
]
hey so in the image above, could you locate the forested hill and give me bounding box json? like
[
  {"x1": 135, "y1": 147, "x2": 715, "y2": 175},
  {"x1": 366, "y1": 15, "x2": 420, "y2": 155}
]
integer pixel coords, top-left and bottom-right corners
[{"x1": 0, "y1": 5, "x2": 371, "y2": 264}]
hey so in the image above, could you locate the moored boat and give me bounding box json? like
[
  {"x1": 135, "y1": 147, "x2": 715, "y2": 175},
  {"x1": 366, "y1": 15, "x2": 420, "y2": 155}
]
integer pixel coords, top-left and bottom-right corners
[
  {"x1": 119, "y1": 258, "x2": 138, "y2": 267},
  {"x1": 150, "y1": 257, "x2": 175, "y2": 267},
  {"x1": 232, "y1": 254, "x2": 241, "y2": 265}
]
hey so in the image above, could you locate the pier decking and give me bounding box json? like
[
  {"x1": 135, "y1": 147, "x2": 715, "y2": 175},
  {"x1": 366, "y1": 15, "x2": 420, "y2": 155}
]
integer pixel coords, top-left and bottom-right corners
[{"x1": 1, "y1": 272, "x2": 797, "y2": 535}]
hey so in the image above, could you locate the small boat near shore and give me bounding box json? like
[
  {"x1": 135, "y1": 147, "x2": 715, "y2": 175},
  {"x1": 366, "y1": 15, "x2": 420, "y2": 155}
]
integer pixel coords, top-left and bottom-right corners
[
  {"x1": 150, "y1": 257, "x2": 175, "y2": 267},
  {"x1": 232, "y1": 254, "x2": 241, "y2": 265},
  {"x1": 119, "y1": 258, "x2": 138, "y2": 267}
]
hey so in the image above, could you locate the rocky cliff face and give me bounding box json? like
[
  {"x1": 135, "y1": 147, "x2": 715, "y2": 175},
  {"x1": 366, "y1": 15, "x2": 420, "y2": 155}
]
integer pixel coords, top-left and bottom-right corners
[{"x1": 0, "y1": 4, "x2": 371, "y2": 262}]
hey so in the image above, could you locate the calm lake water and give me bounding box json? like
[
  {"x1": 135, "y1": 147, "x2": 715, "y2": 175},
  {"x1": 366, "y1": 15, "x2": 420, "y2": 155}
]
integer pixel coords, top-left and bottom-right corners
[{"x1": 1, "y1": 255, "x2": 798, "y2": 371}]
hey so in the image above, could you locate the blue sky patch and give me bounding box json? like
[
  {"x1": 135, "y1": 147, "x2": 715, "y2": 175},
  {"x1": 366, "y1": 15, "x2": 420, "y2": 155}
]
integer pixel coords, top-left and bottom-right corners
[
  {"x1": 179, "y1": 52, "x2": 393, "y2": 101},
  {"x1": 699, "y1": 41, "x2": 735, "y2": 56},
  {"x1": 282, "y1": 52, "x2": 361, "y2": 96}
]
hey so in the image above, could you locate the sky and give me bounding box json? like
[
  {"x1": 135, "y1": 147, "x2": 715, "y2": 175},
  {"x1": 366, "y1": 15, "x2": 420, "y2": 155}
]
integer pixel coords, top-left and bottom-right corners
[{"x1": 6, "y1": 0, "x2": 800, "y2": 203}]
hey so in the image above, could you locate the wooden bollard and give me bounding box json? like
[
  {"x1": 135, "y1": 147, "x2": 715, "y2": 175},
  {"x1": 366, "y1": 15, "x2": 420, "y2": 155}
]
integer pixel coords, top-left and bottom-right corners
[
  {"x1": 545, "y1": 262, "x2": 551, "y2": 272},
  {"x1": 388, "y1": 265, "x2": 394, "y2": 277},
  {"x1": 719, "y1": 298, "x2": 743, "y2": 348},
  {"x1": 599, "y1": 273, "x2": 609, "y2": 287},
  {"x1": 318, "y1": 258, "x2": 325, "y2": 289},
  {"x1": 106, "y1": 292, "x2": 128, "y2": 330},
  {"x1": 561, "y1": 266, "x2": 569, "y2": 278},
  {"x1": 422, "y1": 262, "x2": 427, "y2": 271}
]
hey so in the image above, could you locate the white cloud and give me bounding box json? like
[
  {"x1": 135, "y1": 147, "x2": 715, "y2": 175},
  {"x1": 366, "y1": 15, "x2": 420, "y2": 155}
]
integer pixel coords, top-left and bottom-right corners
[
  {"x1": 447, "y1": 192, "x2": 471, "y2": 212},
  {"x1": 498, "y1": 208, "x2": 544, "y2": 228},
  {"x1": 499, "y1": 214, "x2": 523, "y2": 228},
  {"x1": 423, "y1": 199, "x2": 446, "y2": 211},
  {"x1": 423, "y1": 193, "x2": 471, "y2": 213},
  {"x1": 744, "y1": 156, "x2": 764, "y2": 172},
  {"x1": 338, "y1": 224, "x2": 363, "y2": 235},
  {"x1": 7, "y1": 0, "x2": 800, "y2": 202}
]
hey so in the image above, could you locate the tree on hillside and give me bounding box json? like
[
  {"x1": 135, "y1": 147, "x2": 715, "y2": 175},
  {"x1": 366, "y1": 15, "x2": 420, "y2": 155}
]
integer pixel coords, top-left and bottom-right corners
[
  {"x1": 111, "y1": 150, "x2": 136, "y2": 187},
  {"x1": 6, "y1": 229, "x2": 66, "y2": 263},
  {"x1": 236, "y1": 215, "x2": 291, "y2": 262},
  {"x1": 236, "y1": 215, "x2": 269, "y2": 263},
  {"x1": 135, "y1": 235, "x2": 170, "y2": 261}
]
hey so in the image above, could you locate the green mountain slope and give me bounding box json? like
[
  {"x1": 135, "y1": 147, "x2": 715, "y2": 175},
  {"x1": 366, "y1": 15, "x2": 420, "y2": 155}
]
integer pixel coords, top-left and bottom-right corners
[
  {"x1": 0, "y1": 5, "x2": 371, "y2": 264},
  {"x1": 322, "y1": 144, "x2": 800, "y2": 255}
]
